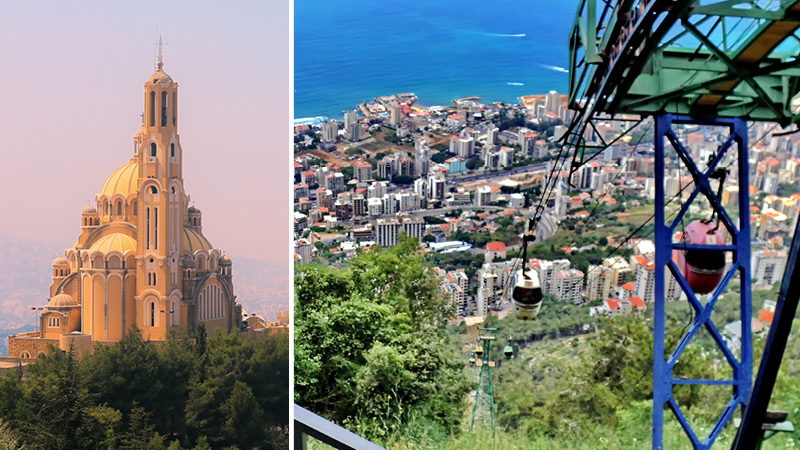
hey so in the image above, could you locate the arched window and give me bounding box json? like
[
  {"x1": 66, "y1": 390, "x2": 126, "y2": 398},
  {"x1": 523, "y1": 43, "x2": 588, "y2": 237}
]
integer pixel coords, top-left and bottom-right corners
[
  {"x1": 19, "y1": 351, "x2": 30, "y2": 359},
  {"x1": 150, "y1": 302, "x2": 156, "y2": 327},
  {"x1": 149, "y1": 91, "x2": 155, "y2": 126},
  {"x1": 148, "y1": 186, "x2": 158, "y2": 194},
  {"x1": 117, "y1": 201, "x2": 122, "y2": 216},
  {"x1": 133, "y1": 201, "x2": 138, "y2": 215},
  {"x1": 171, "y1": 186, "x2": 176, "y2": 194},
  {"x1": 150, "y1": 143, "x2": 157, "y2": 157},
  {"x1": 146, "y1": 207, "x2": 151, "y2": 249},
  {"x1": 161, "y1": 91, "x2": 168, "y2": 126},
  {"x1": 154, "y1": 207, "x2": 158, "y2": 250},
  {"x1": 172, "y1": 92, "x2": 177, "y2": 126},
  {"x1": 170, "y1": 143, "x2": 175, "y2": 157}
]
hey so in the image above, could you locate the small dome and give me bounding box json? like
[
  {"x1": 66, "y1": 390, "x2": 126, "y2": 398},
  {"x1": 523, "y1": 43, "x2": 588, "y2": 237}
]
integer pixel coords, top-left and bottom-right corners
[
  {"x1": 99, "y1": 161, "x2": 139, "y2": 199},
  {"x1": 188, "y1": 205, "x2": 201, "y2": 214},
  {"x1": 182, "y1": 255, "x2": 196, "y2": 268},
  {"x1": 182, "y1": 226, "x2": 213, "y2": 254},
  {"x1": 52, "y1": 257, "x2": 69, "y2": 267},
  {"x1": 219, "y1": 256, "x2": 232, "y2": 266},
  {"x1": 82, "y1": 205, "x2": 97, "y2": 215},
  {"x1": 147, "y1": 64, "x2": 174, "y2": 84},
  {"x1": 48, "y1": 293, "x2": 77, "y2": 308}
]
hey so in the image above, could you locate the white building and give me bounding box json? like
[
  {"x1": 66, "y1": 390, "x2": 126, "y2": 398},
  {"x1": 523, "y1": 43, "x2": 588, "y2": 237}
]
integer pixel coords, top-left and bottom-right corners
[
  {"x1": 509, "y1": 193, "x2": 525, "y2": 209},
  {"x1": 295, "y1": 238, "x2": 314, "y2": 263},
  {"x1": 753, "y1": 249, "x2": 787, "y2": 285},
  {"x1": 321, "y1": 121, "x2": 338, "y2": 142},
  {"x1": 553, "y1": 269, "x2": 584, "y2": 304},
  {"x1": 367, "y1": 197, "x2": 383, "y2": 216},
  {"x1": 475, "y1": 185, "x2": 493, "y2": 207},
  {"x1": 375, "y1": 214, "x2": 425, "y2": 247}
]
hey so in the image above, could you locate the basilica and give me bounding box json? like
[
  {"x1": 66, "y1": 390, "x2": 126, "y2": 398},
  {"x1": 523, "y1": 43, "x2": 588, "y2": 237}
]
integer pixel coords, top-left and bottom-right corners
[{"x1": 9, "y1": 58, "x2": 241, "y2": 358}]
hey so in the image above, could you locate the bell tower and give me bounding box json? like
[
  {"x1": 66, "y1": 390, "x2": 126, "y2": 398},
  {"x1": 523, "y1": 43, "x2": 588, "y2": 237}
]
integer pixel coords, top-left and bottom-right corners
[{"x1": 134, "y1": 37, "x2": 187, "y2": 340}]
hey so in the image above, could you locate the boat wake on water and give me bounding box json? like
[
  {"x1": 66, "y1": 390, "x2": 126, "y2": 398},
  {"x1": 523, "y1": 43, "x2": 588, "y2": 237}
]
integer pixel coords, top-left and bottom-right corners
[
  {"x1": 488, "y1": 33, "x2": 526, "y2": 37},
  {"x1": 537, "y1": 64, "x2": 568, "y2": 73}
]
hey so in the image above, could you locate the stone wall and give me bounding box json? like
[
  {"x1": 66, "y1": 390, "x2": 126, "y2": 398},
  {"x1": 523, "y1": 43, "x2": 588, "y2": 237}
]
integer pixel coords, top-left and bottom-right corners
[{"x1": 8, "y1": 333, "x2": 59, "y2": 358}]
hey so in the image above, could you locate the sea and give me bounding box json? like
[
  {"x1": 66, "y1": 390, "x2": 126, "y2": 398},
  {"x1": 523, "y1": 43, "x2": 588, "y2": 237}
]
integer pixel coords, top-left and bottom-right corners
[{"x1": 294, "y1": 0, "x2": 580, "y2": 122}]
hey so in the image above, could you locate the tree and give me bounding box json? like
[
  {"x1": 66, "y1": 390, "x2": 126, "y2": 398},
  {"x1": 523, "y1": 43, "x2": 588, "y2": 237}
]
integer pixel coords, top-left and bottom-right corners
[
  {"x1": 466, "y1": 158, "x2": 482, "y2": 170},
  {"x1": 21, "y1": 347, "x2": 94, "y2": 450},
  {"x1": 295, "y1": 237, "x2": 470, "y2": 439}
]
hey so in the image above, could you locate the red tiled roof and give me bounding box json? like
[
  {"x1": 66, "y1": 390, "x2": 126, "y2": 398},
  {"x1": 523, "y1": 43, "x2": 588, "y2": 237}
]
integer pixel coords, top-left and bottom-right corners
[
  {"x1": 629, "y1": 297, "x2": 645, "y2": 308},
  {"x1": 486, "y1": 242, "x2": 507, "y2": 252}
]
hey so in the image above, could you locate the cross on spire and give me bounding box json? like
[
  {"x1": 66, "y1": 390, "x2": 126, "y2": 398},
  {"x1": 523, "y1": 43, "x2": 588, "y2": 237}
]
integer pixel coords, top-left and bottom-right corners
[{"x1": 154, "y1": 30, "x2": 165, "y2": 71}]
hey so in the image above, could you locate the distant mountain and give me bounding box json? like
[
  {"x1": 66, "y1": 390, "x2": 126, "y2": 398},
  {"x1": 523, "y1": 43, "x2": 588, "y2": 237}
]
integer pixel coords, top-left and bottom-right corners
[
  {"x1": 0, "y1": 235, "x2": 63, "y2": 330},
  {"x1": 228, "y1": 255, "x2": 290, "y2": 321},
  {"x1": 0, "y1": 324, "x2": 35, "y2": 357},
  {"x1": 0, "y1": 235, "x2": 289, "y2": 338}
]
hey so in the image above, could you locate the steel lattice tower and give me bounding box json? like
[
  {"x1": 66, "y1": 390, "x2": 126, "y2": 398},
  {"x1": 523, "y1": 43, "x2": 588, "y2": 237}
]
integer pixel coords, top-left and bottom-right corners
[{"x1": 469, "y1": 327, "x2": 498, "y2": 434}]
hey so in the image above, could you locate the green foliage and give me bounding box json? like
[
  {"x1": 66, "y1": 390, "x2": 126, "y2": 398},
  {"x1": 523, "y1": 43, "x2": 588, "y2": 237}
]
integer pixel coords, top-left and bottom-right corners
[
  {"x1": 391, "y1": 175, "x2": 414, "y2": 185},
  {"x1": 776, "y1": 182, "x2": 800, "y2": 197},
  {"x1": 424, "y1": 216, "x2": 446, "y2": 225},
  {"x1": 295, "y1": 237, "x2": 470, "y2": 440},
  {"x1": 431, "y1": 151, "x2": 456, "y2": 164},
  {"x1": 465, "y1": 158, "x2": 482, "y2": 170},
  {"x1": 426, "y1": 251, "x2": 485, "y2": 280},
  {"x1": 0, "y1": 327, "x2": 289, "y2": 450}
]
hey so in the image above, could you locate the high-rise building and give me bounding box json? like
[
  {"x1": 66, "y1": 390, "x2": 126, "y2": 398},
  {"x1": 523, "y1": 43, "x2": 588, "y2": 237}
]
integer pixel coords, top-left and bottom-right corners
[
  {"x1": 553, "y1": 269, "x2": 584, "y2": 304},
  {"x1": 753, "y1": 249, "x2": 787, "y2": 285},
  {"x1": 414, "y1": 139, "x2": 430, "y2": 178},
  {"x1": 353, "y1": 160, "x2": 373, "y2": 182},
  {"x1": 9, "y1": 60, "x2": 241, "y2": 358},
  {"x1": 375, "y1": 214, "x2": 424, "y2": 247},
  {"x1": 545, "y1": 90, "x2": 561, "y2": 114},
  {"x1": 486, "y1": 126, "x2": 498, "y2": 145},
  {"x1": 390, "y1": 104, "x2": 402, "y2": 126},
  {"x1": 321, "y1": 121, "x2": 338, "y2": 142},
  {"x1": 344, "y1": 110, "x2": 357, "y2": 130}
]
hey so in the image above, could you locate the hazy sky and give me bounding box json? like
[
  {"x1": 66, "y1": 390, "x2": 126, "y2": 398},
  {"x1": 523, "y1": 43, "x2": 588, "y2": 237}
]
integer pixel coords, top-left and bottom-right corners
[{"x1": 0, "y1": 1, "x2": 291, "y2": 266}]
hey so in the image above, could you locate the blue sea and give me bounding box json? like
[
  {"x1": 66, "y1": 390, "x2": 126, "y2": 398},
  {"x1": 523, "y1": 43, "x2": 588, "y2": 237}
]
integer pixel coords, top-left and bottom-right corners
[{"x1": 294, "y1": 0, "x2": 580, "y2": 120}]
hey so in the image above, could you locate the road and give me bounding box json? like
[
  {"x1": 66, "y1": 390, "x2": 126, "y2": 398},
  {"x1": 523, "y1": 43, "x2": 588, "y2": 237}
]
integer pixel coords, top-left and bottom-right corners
[{"x1": 446, "y1": 163, "x2": 549, "y2": 185}]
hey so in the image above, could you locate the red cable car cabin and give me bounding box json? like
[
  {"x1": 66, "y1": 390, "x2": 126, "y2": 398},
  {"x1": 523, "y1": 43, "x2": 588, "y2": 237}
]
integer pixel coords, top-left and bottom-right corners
[{"x1": 674, "y1": 220, "x2": 727, "y2": 295}]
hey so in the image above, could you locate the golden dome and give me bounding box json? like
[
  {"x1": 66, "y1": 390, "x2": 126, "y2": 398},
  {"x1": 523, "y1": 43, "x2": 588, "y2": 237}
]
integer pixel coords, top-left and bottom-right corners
[
  {"x1": 82, "y1": 205, "x2": 97, "y2": 215},
  {"x1": 147, "y1": 64, "x2": 173, "y2": 84},
  {"x1": 99, "y1": 161, "x2": 139, "y2": 199},
  {"x1": 182, "y1": 226, "x2": 213, "y2": 253},
  {"x1": 48, "y1": 293, "x2": 78, "y2": 308},
  {"x1": 88, "y1": 233, "x2": 137, "y2": 254}
]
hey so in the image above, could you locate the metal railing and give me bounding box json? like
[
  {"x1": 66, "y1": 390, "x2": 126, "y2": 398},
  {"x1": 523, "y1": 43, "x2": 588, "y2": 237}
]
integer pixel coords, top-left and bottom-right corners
[{"x1": 293, "y1": 404, "x2": 383, "y2": 450}]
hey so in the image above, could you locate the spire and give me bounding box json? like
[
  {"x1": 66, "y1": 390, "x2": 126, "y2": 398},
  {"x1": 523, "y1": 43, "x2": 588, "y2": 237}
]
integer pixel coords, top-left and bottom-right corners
[{"x1": 157, "y1": 33, "x2": 164, "y2": 71}]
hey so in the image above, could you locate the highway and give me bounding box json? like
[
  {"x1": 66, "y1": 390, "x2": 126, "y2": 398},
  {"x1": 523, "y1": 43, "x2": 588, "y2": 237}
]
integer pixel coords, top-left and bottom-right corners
[{"x1": 446, "y1": 162, "x2": 548, "y2": 184}]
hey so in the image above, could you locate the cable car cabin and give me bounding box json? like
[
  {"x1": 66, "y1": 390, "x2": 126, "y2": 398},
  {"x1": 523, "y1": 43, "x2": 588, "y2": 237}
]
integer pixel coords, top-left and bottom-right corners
[
  {"x1": 475, "y1": 346, "x2": 484, "y2": 358},
  {"x1": 469, "y1": 357, "x2": 476, "y2": 366},
  {"x1": 674, "y1": 220, "x2": 726, "y2": 295},
  {"x1": 512, "y1": 268, "x2": 543, "y2": 321},
  {"x1": 503, "y1": 345, "x2": 513, "y2": 358}
]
